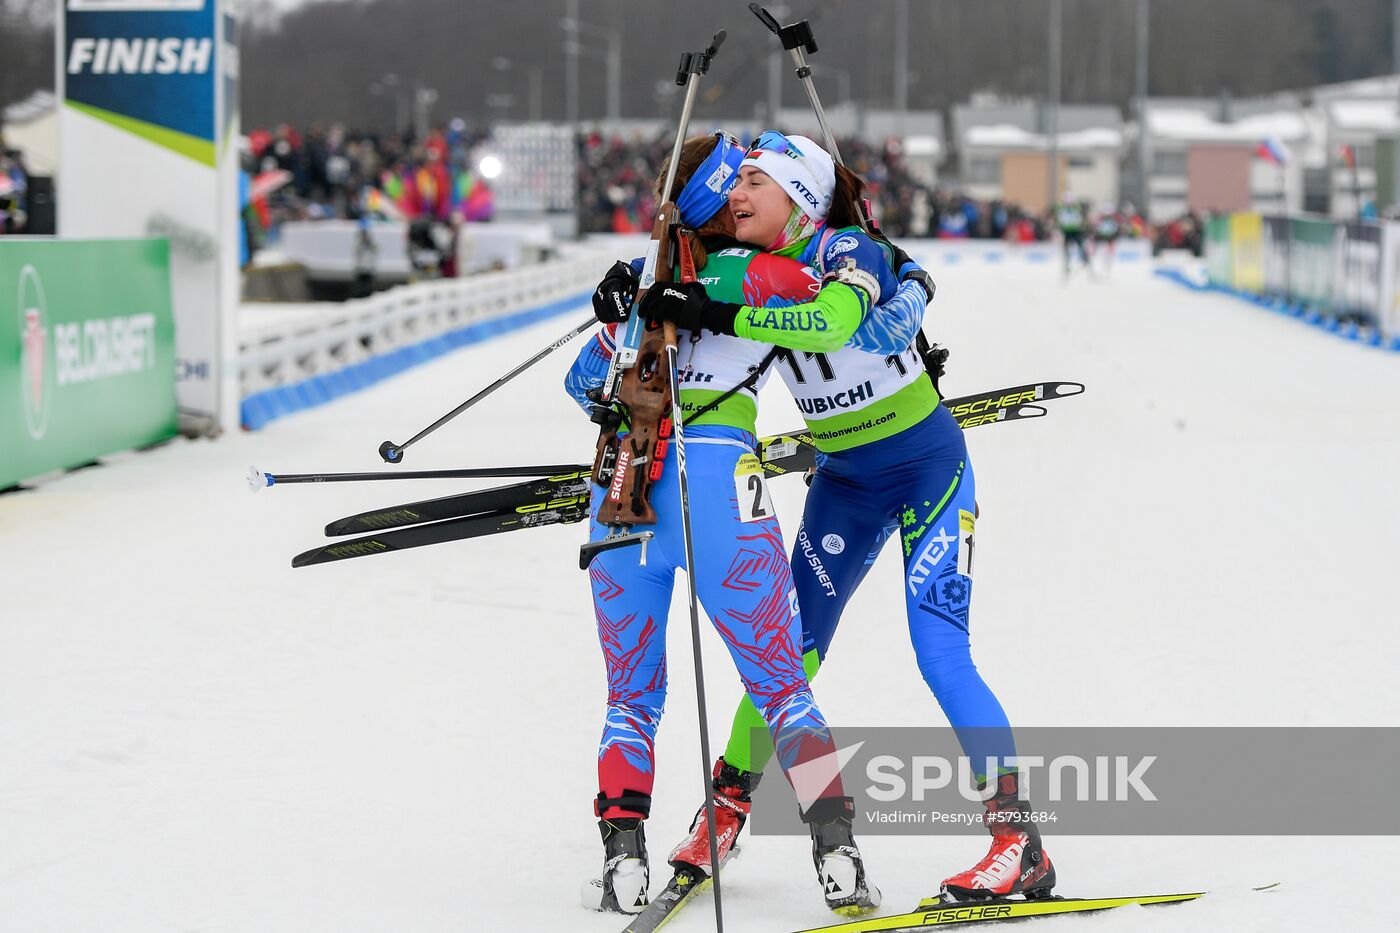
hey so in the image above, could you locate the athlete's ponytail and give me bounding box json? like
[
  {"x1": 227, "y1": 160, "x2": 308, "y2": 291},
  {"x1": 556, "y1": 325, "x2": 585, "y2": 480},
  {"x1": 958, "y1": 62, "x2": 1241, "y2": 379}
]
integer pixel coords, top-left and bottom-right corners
[{"x1": 827, "y1": 164, "x2": 869, "y2": 230}]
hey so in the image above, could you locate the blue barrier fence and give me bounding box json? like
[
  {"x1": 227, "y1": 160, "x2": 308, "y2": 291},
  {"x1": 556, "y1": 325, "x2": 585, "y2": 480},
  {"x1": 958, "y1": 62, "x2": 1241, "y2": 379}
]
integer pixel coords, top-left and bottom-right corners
[
  {"x1": 241, "y1": 289, "x2": 593, "y2": 430},
  {"x1": 1154, "y1": 268, "x2": 1400, "y2": 353}
]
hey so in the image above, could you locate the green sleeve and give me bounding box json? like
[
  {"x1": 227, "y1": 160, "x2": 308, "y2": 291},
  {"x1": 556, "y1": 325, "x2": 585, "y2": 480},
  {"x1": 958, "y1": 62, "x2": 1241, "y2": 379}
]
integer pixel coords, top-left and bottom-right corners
[
  {"x1": 731, "y1": 281, "x2": 869, "y2": 353},
  {"x1": 721, "y1": 649, "x2": 823, "y2": 774}
]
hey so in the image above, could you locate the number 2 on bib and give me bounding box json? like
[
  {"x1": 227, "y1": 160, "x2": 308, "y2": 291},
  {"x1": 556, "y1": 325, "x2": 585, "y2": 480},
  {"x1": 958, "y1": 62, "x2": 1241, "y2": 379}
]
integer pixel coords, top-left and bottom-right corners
[{"x1": 734, "y1": 453, "x2": 775, "y2": 523}]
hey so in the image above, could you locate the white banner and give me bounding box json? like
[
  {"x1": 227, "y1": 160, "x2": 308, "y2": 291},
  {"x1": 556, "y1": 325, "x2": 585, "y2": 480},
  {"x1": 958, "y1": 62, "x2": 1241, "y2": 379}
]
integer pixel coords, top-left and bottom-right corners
[{"x1": 57, "y1": 0, "x2": 239, "y2": 433}]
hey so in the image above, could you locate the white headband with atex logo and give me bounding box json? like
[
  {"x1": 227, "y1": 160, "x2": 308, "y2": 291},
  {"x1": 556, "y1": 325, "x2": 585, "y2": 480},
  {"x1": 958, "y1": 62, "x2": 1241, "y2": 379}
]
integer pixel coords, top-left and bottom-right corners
[{"x1": 740, "y1": 132, "x2": 836, "y2": 222}]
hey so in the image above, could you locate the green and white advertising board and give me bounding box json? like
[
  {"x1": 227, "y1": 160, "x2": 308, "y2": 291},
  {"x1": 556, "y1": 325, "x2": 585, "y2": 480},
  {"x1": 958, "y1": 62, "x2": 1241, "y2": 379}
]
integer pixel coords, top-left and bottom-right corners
[
  {"x1": 1, "y1": 239, "x2": 177, "y2": 488},
  {"x1": 57, "y1": 0, "x2": 240, "y2": 434}
]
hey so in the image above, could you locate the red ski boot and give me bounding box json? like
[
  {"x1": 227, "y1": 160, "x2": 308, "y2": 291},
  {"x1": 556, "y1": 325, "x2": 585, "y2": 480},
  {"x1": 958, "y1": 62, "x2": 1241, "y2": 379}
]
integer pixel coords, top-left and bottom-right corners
[
  {"x1": 666, "y1": 757, "x2": 757, "y2": 876},
  {"x1": 941, "y1": 773, "x2": 1055, "y2": 900}
]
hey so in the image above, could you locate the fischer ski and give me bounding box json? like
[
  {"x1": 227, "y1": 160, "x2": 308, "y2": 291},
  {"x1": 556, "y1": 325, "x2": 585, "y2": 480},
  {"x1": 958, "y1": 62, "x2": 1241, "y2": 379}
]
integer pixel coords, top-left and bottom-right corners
[
  {"x1": 323, "y1": 470, "x2": 591, "y2": 536},
  {"x1": 291, "y1": 497, "x2": 589, "y2": 567},
  {"x1": 786, "y1": 883, "x2": 1280, "y2": 932},
  {"x1": 759, "y1": 381, "x2": 1084, "y2": 476},
  {"x1": 942, "y1": 382, "x2": 1083, "y2": 429},
  {"x1": 618, "y1": 850, "x2": 739, "y2": 933},
  {"x1": 295, "y1": 380, "x2": 1084, "y2": 560}
]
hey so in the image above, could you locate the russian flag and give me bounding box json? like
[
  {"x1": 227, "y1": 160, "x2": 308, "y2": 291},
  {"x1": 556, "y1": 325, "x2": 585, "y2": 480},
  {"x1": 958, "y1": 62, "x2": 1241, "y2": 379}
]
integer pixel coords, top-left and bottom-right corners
[{"x1": 1255, "y1": 136, "x2": 1290, "y2": 166}]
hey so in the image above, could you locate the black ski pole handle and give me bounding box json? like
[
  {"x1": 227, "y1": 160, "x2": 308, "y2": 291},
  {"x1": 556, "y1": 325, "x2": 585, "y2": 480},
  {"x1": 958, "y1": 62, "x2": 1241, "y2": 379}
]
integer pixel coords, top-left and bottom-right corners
[{"x1": 748, "y1": 3, "x2": 816, "y2": 53}]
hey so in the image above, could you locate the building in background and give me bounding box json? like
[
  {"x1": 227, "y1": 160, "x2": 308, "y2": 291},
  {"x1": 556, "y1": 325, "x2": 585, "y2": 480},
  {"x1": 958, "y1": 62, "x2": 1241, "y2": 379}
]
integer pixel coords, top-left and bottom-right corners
[
  {"x1": 1320, "y1": 96, "x2": 1399, "y2": 218},
  {"x1": 951, "y1": 100, "x2": 1121, "y2": 213},
  {"x1": 1141, "y1": 97, "x2": 1309, "y2": 222}
]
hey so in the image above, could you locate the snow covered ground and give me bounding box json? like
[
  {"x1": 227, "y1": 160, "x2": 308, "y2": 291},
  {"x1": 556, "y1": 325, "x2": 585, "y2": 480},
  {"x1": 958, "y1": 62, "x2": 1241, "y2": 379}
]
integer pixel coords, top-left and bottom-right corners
[{"x1": 3, "y1": 247, "x2": 1397, "y2": 932}]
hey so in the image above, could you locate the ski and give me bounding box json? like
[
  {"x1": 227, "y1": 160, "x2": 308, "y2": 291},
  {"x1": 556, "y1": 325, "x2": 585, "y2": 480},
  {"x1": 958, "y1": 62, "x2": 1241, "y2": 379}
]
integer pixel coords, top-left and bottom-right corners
[
  {"x1": 618, "y1": 851, "x2": 739, "y2": 933},
  {"x1": 942, "y1": 381, "x2": 1084, "y2": 430},
  {"x1": 758, "y1": 381, "x2": 1083, "y2": 476},
  {"x1": 291, "y1": 497, "x2": 589, "y2": 568},
  {"x1": 786, "y1": 883, "x2": 1280, "y2": 932},
  {"x1": 304, "y1": 381, "x2": 1084, "y2": 553},
  {"x1": 323, "y1": 469, "x2": 592, "y2": 536}
]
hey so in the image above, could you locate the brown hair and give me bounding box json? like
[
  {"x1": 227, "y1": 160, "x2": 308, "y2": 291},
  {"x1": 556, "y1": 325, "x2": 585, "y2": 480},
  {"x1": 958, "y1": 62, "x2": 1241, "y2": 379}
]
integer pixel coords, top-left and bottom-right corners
[
  {"x1": 826, "y1": 163, "x2": 869, "y2": 229},
  {"x1": 654, "y1": 134, "x2": 735, "y2": 271}
]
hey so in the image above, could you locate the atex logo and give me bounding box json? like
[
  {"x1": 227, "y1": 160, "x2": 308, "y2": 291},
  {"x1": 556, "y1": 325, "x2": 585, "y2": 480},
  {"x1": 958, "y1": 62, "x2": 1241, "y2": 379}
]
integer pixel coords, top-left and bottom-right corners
[
  {"x1": 789, "y1": 179, "x2": 820, "y2": 210},
  {"x1": 17, "y1": 264, "x2": 52, "y2": 441}
]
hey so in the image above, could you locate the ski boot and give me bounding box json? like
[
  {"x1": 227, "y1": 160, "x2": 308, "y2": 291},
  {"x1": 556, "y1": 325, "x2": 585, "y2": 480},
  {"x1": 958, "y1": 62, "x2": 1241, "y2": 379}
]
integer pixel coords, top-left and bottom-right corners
[
  {"x1": 582, "y1": 817, "x2": 650, "y2": 914},
  {"x1": 940, "y1": 772, "x2": 1055, "y2": 901},
  {"x1": 806, "y1": 796, "x2": 881, "y2": 916},
  {"x1": 667, "y1": 757, "x2": 758, "y2": 876}
]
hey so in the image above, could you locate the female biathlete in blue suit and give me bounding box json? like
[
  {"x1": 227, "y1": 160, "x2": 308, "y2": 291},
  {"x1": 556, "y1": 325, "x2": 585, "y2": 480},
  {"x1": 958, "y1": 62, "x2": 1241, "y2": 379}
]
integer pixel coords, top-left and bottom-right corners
[{"x1": 637, "y1": 132, "x2": 1056, "y2": 902}]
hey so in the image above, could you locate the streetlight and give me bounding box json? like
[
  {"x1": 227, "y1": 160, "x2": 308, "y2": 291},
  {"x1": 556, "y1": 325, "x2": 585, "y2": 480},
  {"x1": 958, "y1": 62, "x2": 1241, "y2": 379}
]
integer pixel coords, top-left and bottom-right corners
[
  {"x1": 1046, "y1": 0, "x2": 1062, "y2": 211},
  {"x1": 894, "y1": 0, "x2": 908, "y2": 133},
  {"x1": 492, "y1": 56, "x2": 544, "y2": 122},
  {"x1": 369, "y1": 72, "x2": 408, "y2": 133},
  {"x1": 414, "y1": 87, "x2": 438, "y2": 140},
  {"x1": 561, "y1": 16, "x2": 621, "y2": 122}
]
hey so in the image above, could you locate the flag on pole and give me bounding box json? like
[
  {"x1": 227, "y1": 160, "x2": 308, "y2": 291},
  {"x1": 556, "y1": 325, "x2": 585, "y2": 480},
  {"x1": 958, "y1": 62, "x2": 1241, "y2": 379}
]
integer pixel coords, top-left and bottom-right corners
[{"x1": 1255, "y1": 136, "x2": 1291, "y2": 166}]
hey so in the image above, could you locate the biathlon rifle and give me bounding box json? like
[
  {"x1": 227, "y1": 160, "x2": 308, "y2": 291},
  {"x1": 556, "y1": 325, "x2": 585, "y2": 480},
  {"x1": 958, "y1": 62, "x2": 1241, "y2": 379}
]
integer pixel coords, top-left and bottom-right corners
[{"x1": 579, "y1": 32, "x2": 727, "y2": 570}]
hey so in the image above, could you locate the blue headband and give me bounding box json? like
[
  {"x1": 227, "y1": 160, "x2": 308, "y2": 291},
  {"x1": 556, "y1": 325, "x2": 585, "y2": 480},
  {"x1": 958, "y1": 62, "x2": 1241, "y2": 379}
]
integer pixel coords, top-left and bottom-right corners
[{"x1": 674, "y1": 133, "x2": 746, "y2": 227}]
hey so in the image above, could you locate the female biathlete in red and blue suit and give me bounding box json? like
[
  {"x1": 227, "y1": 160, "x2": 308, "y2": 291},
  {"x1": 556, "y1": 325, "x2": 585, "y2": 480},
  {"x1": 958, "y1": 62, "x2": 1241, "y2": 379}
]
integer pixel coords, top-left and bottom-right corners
[{"x1": 565, "y1": 132, "x2": 927, "y2": 918}]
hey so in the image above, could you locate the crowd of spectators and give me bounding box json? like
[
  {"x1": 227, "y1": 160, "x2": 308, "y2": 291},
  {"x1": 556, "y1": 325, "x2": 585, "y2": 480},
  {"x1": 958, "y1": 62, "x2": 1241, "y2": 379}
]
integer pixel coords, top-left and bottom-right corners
[
  {"x1": 0, "y1": 135, "x2": 30, "y2": 235},
  {"x1": 575, "y1": 129, "x2": 1069, "y2": 241},
  {"x1": 241, "y1": 120, "x2": 496, "y2": 238},
  {"x1": 242, "y1": 121, "x2": 1145, "y2": 251}
]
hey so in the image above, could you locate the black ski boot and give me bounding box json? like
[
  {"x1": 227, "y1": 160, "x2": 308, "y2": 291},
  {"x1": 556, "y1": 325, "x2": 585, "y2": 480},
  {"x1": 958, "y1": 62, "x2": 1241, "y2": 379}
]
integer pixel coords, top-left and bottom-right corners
[
  {"x1": 582, "y1": 818, "x2": 650, "y2": 914},
  {"x1": 805, "y1": 796, "x2": 881, "y2": 916}
]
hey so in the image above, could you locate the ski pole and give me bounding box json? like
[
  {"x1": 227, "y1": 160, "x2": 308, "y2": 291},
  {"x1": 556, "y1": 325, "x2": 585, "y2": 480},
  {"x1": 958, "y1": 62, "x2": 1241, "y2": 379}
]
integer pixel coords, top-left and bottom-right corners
[
  {"x1": 665, "y1": 328, "x2": 728, "y2": 933},
  {"x1": 668, "y1": 41, "x2": 731, "y2": 932},
  {"x1": 249, "y1": 463, "x2": 588, "y2": 491},
  {"x1": 751, "y1": 3, "x2": 951, "y2": 384},
  {"x1": 377, "y1": 314, "x2": 596, "y2": 464},
  {"x1": 749, "y1": 4, "x2": 842, "y2": 162}
]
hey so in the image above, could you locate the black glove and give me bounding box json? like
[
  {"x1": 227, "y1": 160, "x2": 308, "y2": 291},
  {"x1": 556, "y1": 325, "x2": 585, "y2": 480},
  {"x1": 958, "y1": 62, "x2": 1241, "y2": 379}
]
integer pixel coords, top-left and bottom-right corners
[
  {"x1": 592, "y1": 260, "x2": 640, "y2": 324},
  {"x1": 637, "y1": 280, "x2": 740, "y2": 336}
]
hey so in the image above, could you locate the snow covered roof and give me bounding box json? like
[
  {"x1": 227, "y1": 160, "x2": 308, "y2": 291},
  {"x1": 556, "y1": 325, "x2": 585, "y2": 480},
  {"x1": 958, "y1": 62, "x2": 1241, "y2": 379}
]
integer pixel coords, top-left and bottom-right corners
[
  {"x1": 1304, "y1": 73, "x2": 1400, "y2": 103},
  {"x1": 1326, "y1": 99, "x2": 1400, "y2": 134},
  {"x1": 1, "y1": 90, "x2": 56, "y2": 126},
  {"x1": 902, "y1": 134, "x2": 942, "y2": 158},
  {"x1": 1147, "y1": 108, "x2": 1309, "y2": 144},
  {"x1": 964, "y1": 123, "x2": 1122, "y2": 151}
]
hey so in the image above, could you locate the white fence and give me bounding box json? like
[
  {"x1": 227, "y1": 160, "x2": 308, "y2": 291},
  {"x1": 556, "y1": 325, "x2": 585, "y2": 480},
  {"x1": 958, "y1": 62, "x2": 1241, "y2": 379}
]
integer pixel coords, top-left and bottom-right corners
[{"x1": 238, "y1": 246, "x2": 613, "y2": 429}]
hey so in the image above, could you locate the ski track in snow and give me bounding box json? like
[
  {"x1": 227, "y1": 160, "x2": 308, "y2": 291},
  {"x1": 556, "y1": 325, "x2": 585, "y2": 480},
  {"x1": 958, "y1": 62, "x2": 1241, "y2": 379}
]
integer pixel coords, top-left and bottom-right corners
[{"x1": 3, "y1": 247, "x2": 1397, "y2": 932}]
